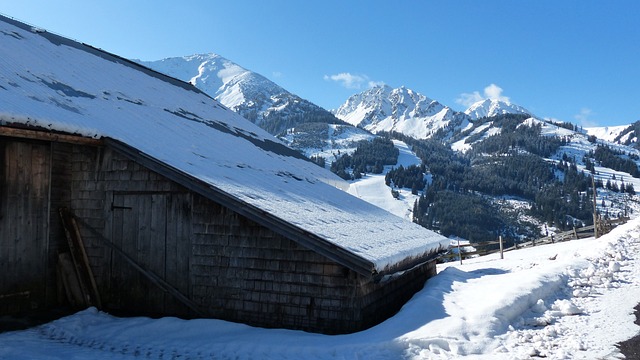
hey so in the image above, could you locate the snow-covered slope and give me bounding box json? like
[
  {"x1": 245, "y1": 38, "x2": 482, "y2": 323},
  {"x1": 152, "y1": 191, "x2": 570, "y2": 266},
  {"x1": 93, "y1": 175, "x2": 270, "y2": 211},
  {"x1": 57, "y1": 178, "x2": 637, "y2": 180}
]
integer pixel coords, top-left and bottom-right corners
[
  {"x1": 138, "y1": 54, "x2": 341, "y2": 135},
  {"x1": 464, "y1": 98, "x2": 532, "y2": 120},
  {"x1": 333, "y1": 85, "x2": 469, "y2": 139},
  {"x1": 347, "y1": 140, "x2": 423, "y2": 221},
  {"x1": 279, "y1": 122, "x2": 375, "y2": 164},
  {"x1": 2, "y1": 218, "x2": 639, "y2": 359},
  {"x1": 280, "y1": 125, "x2": 426, "y2": 220},
  {"x1": 138, "y1": 53, "x2": 262, "y2": 110},
  {"x1": 586, "y1": 124, "x2": 638, "y2": 146},
  {"x1": 0, "y1": 15, "x2": 448, "y2": 272}
]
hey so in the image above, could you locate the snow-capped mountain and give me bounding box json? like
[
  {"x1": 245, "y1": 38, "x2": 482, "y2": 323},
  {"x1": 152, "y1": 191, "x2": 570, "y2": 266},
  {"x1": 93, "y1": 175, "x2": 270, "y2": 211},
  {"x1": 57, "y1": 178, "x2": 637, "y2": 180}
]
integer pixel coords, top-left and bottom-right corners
[
  {"x1": 138, "y1": 54, "x2": 341, "y2": 135},
  {"x1": 464, "y1": 98, "x2": 532, "y2": 120},
  {"x1": 332, "y1": 85, "x2": 469, "y2": 139}
]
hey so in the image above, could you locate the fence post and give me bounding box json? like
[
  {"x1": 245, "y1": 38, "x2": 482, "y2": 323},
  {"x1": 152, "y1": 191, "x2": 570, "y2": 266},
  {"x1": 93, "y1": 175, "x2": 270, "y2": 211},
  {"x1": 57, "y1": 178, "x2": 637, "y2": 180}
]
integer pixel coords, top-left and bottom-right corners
[
  {"x1": 458, "y1": 239, "x2": 463, "y2": 265},
  {"x1": 499, "y1": 236, "x2": 504, "y2": 260},
  {"x1": 573, "y1": 227, "x2": 578, "y2": 239},
  {"x1": 592, "y1": 175, "x2": 599, "y2": 239}
]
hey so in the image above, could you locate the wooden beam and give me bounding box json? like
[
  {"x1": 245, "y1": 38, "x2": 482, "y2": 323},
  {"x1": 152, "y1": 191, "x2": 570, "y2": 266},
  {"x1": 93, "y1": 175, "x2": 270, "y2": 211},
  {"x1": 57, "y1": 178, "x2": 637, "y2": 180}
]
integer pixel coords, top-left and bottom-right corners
[
  {"x1": 0, "y1": 125, "x2": 103, "y2": 146},
  {"x1": 59, "y1": 207, "x2": 102, "y2": 309}
]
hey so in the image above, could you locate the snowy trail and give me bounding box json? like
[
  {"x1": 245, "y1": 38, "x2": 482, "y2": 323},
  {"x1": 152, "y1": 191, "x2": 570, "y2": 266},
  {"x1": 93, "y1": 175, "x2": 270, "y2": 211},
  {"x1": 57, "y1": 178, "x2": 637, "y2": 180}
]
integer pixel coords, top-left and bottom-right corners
[
  {"x1": 496, "y1": 223, "x2": 640, "y2": 358},
  {"x1": 1, "y1": 220, "x2": 640, "y2": 359},
  {"x1": 347, "y1": 140, "x2": 422, "y2": 221}
]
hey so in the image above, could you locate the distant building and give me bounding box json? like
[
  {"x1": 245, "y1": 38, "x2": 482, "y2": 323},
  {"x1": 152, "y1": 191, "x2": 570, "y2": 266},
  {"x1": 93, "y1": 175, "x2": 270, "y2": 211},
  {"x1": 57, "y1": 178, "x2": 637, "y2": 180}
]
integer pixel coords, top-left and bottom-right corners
[{"x1": 0, "y1": 15, "x2": 447, "y2": 334}]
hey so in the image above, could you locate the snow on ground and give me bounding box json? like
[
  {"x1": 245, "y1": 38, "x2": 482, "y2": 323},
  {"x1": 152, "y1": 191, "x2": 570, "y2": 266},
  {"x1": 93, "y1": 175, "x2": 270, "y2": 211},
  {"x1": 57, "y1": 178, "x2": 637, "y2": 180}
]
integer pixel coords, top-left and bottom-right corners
[
  {"x1": 2, "y1": 217, "x2": 640, "y2": 359},
  {"x1": 451, "y1": 138, "x2": 472, "y2": 153},
  {"x1": 347, "y1": 140, "x2": 422, "y2": 220},
  {"x1": 585, "y1": 125, "x2": 630, "y2": 143},
  {"x1": 435, "y1": 220, "x2": 640, "y2": 359}
]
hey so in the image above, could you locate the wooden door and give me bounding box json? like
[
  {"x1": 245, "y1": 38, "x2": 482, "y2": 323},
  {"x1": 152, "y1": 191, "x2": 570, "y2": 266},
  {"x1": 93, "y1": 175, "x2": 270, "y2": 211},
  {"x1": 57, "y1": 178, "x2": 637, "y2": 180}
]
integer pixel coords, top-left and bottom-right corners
[
  {"x1": 109, "y1": 192, "x2": 191, "y2": 316},
  {"x1": 0, "y1": 140, "x2": 51, "y2": 313}
]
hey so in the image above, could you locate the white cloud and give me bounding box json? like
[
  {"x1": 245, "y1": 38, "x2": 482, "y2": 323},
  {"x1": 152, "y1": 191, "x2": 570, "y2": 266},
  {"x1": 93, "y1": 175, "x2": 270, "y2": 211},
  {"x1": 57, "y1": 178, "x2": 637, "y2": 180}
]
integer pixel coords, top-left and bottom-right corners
[
  {"x1": 455, "y1": 91, "x2": 483, "y2": 107},
  {"x1": 484, "y1": 84, "x2": 510, "y2": 102},
  {"x1": 368, "y1": 80, "x2": 386, "y2": 88},
  {"x1": 574, "y1": 108, "x2": 598, "y2": 127},
  {"x1": 272, "y1": 71, "x2": 283, "y2": 78},
  {"x1": 324, "y1": 72, "x2": 382, "y2": 90},
  {"x1": 456, "y1": 83, "x2": 510, "y2": 107}
]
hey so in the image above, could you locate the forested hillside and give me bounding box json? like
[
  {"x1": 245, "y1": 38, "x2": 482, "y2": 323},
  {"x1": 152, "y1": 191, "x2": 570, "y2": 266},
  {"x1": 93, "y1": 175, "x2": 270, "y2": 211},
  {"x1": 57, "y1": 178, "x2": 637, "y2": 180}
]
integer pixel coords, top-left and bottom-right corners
[
  {"x1": 329, "y1": 137, "x2": 399, "y2": 180},
  {"x1": 613, "y1": 120, "x2": 640, "y2": 149},
  {"x1": 324, "y1": 114, "x2": 639, "y2": 245}
]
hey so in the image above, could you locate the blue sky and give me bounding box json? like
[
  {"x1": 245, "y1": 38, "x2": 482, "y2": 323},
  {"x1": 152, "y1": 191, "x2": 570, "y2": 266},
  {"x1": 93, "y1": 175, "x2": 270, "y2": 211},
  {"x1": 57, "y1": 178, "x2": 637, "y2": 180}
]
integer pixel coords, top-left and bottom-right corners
[{"x1": 2, "y1": 1, "x2": 639, "y2": 127}]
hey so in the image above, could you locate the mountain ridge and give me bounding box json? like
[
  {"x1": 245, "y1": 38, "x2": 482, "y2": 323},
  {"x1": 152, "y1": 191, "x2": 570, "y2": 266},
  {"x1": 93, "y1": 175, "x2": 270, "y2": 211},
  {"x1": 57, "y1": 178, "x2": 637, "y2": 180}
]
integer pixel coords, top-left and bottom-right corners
[
  {"x1": 464, "y1": 98, "x2": 532, "y2": 120},
  {"x1": 140, "y1": 53, "x2": 636, "y2": 147},
  {"x1": 332, "y1": 85, "x2": 469, "y2": 139}
]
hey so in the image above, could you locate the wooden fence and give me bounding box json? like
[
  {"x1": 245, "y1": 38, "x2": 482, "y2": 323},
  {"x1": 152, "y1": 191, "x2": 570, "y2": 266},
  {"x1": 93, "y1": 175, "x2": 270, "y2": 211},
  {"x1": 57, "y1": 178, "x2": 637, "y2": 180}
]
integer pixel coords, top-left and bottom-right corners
[{"x1": 440, "y1": 217, "x2": 629, "y2": 264}]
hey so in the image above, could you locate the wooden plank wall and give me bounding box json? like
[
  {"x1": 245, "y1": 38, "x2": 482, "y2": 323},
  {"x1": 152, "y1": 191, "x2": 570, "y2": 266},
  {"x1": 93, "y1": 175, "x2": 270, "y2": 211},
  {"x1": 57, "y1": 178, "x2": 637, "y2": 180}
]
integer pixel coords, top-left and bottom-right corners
[
  {"x1": 357, "y1": 260, "x2": 436, "y2": 330},
  {"x1": 0, "y1": 139, "x2": 51, "y2": 313},
  {"x1": 0, "y1": 139, "x2": 438, "y2": 333},
  {"x1": 109, "y1": 192, "x2": 191, "y2": 315},
  {"x1": 48, "y1": 142, "x2": 73, "y2": 305},
  {"x1": 56, "y1": 144, "x2": 436, "y2": 334},
  {"x1": 69, "y1": 146, "x2": 192, "y2": 316}
]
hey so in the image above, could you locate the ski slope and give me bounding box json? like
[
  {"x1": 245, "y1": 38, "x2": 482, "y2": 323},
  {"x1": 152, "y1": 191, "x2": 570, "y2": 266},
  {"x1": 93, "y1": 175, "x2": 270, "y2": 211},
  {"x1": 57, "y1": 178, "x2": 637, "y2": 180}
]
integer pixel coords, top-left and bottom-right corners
[{"x1": 347, "y1": 140, "x2": 424, "y2": 221}]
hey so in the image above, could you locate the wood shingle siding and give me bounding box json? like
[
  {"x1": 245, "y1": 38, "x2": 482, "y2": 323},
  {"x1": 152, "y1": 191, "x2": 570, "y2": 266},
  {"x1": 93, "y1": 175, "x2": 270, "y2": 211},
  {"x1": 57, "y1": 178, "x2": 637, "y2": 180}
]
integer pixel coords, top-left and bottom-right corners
[{"x1": 0, "y1": 134, "x2": 438, "y2": 333}]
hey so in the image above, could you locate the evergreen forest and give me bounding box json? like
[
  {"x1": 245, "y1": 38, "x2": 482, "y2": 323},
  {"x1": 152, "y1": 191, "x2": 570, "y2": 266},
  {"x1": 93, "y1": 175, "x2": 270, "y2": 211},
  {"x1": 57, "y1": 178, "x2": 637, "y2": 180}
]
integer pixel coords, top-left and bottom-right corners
[{"x1": 330, "y1": 137, "x2": 399, "y2": 180}]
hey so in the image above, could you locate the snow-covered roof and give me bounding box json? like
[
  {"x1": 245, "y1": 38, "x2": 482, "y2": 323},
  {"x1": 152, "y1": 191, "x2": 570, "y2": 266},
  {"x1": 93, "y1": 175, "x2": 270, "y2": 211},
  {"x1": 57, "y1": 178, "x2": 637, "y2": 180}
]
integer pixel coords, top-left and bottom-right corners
[{"x1": 0, "y1": 15, "x2": 448, "y2": 276}]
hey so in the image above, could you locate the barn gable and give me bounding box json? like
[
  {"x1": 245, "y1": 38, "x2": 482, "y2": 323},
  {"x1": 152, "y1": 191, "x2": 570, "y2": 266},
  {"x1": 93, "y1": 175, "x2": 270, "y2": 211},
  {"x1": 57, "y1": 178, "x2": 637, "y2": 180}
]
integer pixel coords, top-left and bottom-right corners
[{"x1": 0, "y1": 15, "x2": 448, "y2": 333}]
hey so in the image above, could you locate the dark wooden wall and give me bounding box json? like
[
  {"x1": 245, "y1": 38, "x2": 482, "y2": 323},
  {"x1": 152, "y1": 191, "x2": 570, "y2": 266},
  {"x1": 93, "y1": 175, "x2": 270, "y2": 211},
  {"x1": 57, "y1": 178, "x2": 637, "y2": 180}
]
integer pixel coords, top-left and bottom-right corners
[
  {"x1": 109, "y1": 192, "x2": 191, "y2": 315},
  {"x1": 0, "y1": 139, "x2": 51, "y2": 313},
  {"x1": 64, "y1": 145, "x2": 191, "y2": 316},
  {"x1": 190, "y1": 193, "x2": 435, "y2": 333},
  {"x1": 0, "y1": 137, "x2": 437, "y2": 333}
]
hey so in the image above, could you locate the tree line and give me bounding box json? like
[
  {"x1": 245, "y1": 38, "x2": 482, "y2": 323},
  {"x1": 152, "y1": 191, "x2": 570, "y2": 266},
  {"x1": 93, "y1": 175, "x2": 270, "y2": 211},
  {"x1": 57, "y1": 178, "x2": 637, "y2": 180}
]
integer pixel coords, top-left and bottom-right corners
[
  {"x1": 590, "y1": 145, "x2": 640, "y2": 178},
  {"x1": 329, "y1": 137, "x2": 399, "y2": 180},
  {"x1": 385, "y1": 164, "x2": 426, "y2": 195}
]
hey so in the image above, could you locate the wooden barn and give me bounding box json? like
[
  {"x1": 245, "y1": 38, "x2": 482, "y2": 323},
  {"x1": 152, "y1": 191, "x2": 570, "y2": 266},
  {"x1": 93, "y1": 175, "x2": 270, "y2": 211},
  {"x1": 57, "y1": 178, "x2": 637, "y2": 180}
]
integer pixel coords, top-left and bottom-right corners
[{"x1": 0, "y1": 15, "x2": 448, "y2": 334}]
